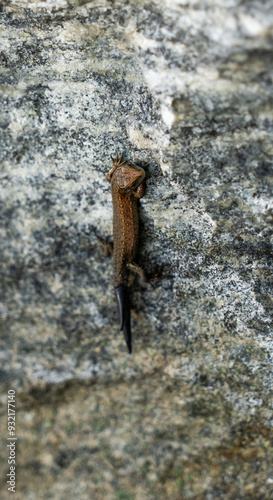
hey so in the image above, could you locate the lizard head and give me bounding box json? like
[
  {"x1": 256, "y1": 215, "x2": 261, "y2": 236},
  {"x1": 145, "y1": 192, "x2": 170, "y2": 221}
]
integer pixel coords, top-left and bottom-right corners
[
  {"x1": 107, "y1": 154, "x2": 145, "y2": 192},
  {"x1": 114, "y1": 164, "x2": 145, "y2": 192}
]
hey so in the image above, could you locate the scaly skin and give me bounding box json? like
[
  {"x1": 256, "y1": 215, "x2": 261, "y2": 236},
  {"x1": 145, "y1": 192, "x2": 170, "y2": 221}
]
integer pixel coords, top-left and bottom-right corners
[{"x1": 107, "y1": 153, "x2": 146, "y2": 353}]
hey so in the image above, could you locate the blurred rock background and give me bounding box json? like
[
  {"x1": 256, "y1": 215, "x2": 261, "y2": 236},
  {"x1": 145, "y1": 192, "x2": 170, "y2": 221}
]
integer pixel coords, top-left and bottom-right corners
[{"x1": 0, "y1": 0, "x2": 272, "y2": 498}]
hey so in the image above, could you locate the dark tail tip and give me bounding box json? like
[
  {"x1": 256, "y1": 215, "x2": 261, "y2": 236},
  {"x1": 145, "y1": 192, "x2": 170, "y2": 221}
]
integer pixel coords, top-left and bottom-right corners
[{"x1": 115, "y1": 284, "x2": 132, "y2": 353}]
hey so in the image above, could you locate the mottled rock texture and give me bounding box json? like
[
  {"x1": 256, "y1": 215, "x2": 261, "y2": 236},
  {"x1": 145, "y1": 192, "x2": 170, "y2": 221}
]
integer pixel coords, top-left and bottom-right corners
[{"x1": 0, "y1": 0, "x2": 273, "y2": 499}]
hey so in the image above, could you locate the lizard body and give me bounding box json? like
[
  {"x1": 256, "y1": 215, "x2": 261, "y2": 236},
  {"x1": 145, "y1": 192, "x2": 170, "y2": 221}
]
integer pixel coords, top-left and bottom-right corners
[{"x1": 107, "y1": 153, "x2": 146, "y2": 353}]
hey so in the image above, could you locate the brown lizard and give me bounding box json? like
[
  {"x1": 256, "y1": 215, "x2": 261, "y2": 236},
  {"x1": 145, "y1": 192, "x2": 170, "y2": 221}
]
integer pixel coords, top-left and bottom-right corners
[{"x1": 107, "y1": 153, "x2": 146, "y2": 353}]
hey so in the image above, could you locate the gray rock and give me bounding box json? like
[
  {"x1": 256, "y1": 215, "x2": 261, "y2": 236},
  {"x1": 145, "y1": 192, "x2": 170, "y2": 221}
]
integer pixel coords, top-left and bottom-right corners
[{"x1": 0, "y1": 0, "x2": 272, "y2": 499}]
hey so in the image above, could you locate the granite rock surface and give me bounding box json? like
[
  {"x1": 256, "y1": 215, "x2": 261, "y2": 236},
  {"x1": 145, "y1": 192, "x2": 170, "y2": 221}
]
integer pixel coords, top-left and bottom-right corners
[{"x1": 0, "y1": 0, "x2": 273, "y2": 499}]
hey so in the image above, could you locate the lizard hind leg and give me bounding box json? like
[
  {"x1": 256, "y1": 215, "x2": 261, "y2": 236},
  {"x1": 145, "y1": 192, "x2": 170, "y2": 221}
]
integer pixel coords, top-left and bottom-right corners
[
  {"x1": 127, "y1": 262, "x2": 163, "y2": 286},
  {"x1": 126, "y1": 262, "x2": 147, "y2": 282}
]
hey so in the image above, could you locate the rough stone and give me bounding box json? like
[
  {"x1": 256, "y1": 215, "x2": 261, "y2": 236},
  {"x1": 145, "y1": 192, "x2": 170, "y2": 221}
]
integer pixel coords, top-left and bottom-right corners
[{"x1": 0, "y1": 0, "x2": 272, "y2": 499}]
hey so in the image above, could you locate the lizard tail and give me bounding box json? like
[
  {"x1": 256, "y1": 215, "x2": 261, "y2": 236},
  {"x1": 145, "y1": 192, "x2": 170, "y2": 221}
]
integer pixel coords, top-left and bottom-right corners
[{"x1": 115, "y1": 284, "x2": 132, "y2": 353}]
